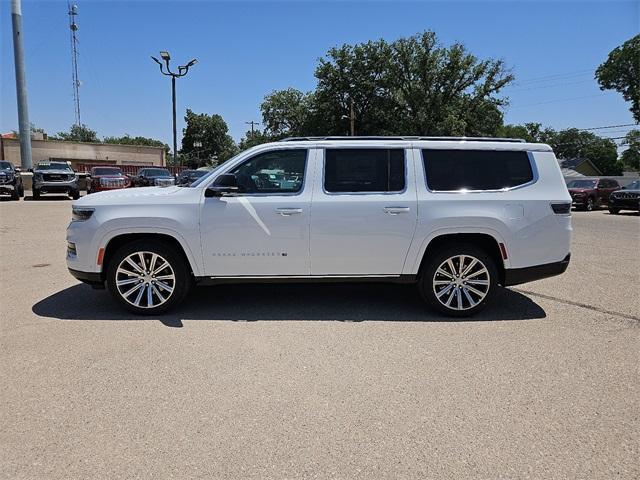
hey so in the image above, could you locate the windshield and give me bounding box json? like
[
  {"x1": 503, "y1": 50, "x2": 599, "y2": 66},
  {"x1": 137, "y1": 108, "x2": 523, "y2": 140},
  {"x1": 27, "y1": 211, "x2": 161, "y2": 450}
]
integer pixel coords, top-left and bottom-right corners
[
  {"x1": 567, "y1": 179, "x2": 597, "y2": 188},
  {"x1": 92, "y1": 167, "x2": 122, "y2": 176},
  {"x1": 0, "y1": 161, "x2": 12, "y2": 171},
  {"x1": 624, "y1": 180, "x2": 640, "y2": 190},
  {"x1": 144, "y1": 168, "x2": 171, "y2": 177},
  {"x1": 37, "y1": 162, "x2": 73, "y2": 171}
]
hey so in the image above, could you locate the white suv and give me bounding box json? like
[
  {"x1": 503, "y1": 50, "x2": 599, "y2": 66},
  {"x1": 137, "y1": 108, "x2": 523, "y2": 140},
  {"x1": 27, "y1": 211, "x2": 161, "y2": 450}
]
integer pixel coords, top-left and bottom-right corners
[{"x1": 67, "y1": 137, "x2": 572, "y2": 317}]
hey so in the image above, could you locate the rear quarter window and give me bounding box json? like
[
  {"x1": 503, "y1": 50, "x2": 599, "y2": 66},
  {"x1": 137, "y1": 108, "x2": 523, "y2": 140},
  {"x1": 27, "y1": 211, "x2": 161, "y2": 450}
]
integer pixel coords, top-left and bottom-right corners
[{"x1": 422, "y1": 149, "x2": 534, "y2": 191}]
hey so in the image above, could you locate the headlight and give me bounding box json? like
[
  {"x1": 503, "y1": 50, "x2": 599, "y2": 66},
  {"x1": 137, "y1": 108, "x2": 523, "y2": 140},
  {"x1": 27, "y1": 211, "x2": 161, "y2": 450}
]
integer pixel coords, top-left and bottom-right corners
[{"x1": 71, "y1": 206, "x2": 94, "y2": 222}]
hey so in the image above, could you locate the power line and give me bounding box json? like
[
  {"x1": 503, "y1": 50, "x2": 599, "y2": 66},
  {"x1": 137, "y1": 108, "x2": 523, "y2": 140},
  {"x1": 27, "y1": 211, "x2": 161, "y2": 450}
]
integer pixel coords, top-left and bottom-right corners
[
  {"x1": 510, "y1": 93, "x2": 607, "y2": 109},
  {"x1": 514, "y1": 69, "x2": 593, "y2": 86},
  {"x1": 578, "y1": 123, "x2": 637, "y2": 131}
]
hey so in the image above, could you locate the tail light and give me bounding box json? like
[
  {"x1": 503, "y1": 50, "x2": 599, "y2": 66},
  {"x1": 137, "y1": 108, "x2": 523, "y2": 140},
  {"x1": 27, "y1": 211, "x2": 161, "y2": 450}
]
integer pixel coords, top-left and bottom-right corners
[{"x1": 551, "y1": 203, "x2": 571, "y2": 215}]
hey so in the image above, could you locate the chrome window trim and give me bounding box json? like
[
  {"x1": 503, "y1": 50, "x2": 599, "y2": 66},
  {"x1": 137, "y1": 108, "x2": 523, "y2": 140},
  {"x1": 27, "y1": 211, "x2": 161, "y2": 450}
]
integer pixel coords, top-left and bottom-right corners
[
  {"x1": 420, "y1": 149, "x2": 539, "y2": 194},
  {"x1": 204, "y1": 148, "x2": 309, "y2": 198},
  {"x1": 320, "y1": 147, "x2": 409, "y2": 196}
]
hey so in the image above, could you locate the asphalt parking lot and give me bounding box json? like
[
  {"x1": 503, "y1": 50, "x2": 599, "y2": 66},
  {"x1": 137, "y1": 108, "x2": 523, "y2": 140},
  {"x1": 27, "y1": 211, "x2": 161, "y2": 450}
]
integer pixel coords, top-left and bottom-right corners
[{"x1": 1, "y1": 196, "x2": 638, "y2": 479}]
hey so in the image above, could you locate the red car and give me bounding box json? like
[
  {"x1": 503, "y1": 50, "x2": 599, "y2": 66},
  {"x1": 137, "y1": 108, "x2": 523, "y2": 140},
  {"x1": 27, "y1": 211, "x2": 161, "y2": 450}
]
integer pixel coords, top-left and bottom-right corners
[
  {"x1": 566, "y1": 178, "x2": 620, "y2": 211},
  {"x1": 87, "y1": 166, "x2": 131, "y2": 194}
]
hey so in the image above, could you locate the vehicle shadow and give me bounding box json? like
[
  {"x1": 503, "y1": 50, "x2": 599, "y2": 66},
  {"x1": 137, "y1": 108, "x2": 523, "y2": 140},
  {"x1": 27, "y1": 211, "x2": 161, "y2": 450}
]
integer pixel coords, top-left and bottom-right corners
[{"x1": 33, "y1": 282, "x2": 546, "y2": 327}]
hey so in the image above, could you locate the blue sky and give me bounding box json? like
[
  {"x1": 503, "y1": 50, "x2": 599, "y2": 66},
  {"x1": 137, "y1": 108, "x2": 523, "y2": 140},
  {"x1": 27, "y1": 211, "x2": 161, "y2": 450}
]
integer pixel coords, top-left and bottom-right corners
[{"x1": 1, "y1": 0, "x2": 638, "y2": 146}]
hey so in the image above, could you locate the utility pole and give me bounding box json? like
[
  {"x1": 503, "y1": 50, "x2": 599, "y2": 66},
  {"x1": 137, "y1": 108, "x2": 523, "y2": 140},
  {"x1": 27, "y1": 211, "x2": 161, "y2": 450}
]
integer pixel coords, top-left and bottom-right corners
[
  {"x1": 11, "y1": 0, "x2": 32, "y2": 170},
  {"x1": 350, "y1": 97, "x2": 355, "y2": 136},
  {"x1": 151, "y1": 51, "x2": 197, "y2": 166},
  {"x1": 245, "y1": 121, "x2": 259, "y2": 136}
]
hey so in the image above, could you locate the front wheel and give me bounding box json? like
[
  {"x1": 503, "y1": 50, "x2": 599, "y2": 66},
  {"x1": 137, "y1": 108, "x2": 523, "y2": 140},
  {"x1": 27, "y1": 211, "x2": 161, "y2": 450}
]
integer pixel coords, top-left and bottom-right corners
[
  {"x1": 106, "y1": 240, "x2": 191, "y2": 315},
  {"x1": 32, "y1": 188, "x2": 40, "y2": 199},
  {"x1": 608, "y1": 207, "x2": 620, "y2": 215},
  {"x1": 418, "y1": 244, "x2": 498, "y2": 317},
  {"x1": 70, "y1": 189, "x2": 80, "y2": 200}
]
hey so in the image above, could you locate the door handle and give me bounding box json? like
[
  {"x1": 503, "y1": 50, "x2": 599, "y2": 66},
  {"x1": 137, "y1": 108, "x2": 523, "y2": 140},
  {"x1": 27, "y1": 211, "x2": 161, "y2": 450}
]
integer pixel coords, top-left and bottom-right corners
[
  {"x1": 383, "y1": 206, "x2": 410, "y2": 215},
  {"x1": 276, "y1": 208, "x2": 303, "y2": 216}
]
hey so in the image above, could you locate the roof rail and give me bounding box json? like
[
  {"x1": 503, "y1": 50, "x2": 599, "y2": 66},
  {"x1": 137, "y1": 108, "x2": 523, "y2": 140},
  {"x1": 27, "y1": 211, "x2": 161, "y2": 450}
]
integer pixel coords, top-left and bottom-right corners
[{"x1": 279, "y1": 136, "x2": 526, "y2": 143}]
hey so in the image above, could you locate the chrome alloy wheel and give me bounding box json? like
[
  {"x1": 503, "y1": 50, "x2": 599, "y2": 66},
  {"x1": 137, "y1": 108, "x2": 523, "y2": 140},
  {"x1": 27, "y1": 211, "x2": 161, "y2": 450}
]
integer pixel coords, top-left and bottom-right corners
[
  {"x1": 115, "y1": 251, "x2": 176, "y2": 309},
  {"x1": 432, "y1": 254, "x2": 490, "y2": 311}
]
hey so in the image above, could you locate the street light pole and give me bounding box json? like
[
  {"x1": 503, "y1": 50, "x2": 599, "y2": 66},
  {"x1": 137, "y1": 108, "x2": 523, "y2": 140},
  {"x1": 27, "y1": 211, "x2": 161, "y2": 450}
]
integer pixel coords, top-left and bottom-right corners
[
  {"x1": 11, "y1": 0, "x2": 32, "y2": 170},
  {"x1": 151, "y1": 51, "x2": 197, "y2": 166}
]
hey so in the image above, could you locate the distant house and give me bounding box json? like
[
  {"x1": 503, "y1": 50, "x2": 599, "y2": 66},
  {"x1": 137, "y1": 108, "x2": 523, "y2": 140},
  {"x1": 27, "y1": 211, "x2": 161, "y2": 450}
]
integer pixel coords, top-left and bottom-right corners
[{"x1": 557, "y1": 157, "x2": 602, "y2": 177}]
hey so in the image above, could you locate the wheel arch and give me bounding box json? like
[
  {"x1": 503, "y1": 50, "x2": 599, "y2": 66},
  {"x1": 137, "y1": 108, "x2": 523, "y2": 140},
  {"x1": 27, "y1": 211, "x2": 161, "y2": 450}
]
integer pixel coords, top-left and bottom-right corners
[
  {"x1": 415, "y1": 232, "x2": 507, "y2": 285},
  {"x1": 100, "y1": 231, "x2": 199, "y2": 282}
]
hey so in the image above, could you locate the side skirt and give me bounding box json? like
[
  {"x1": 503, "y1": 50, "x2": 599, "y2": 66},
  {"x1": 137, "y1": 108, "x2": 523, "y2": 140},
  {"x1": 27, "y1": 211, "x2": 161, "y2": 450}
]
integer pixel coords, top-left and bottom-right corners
[{"x1": 195, "y1": 274, "x2": 418, "y2": 286}]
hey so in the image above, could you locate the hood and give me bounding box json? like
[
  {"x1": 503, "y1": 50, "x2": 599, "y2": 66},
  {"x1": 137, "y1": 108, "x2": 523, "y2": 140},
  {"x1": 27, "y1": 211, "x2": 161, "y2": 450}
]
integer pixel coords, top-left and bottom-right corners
[
  {"x1": 35, "y1": 169, "x2": 74, "y2": 175},
  {"x1": 613, "y1": 188, "x2": 640, "y2": 194},
  {"x1": 74, "y1": 186, "x2": 185, "y2": 206},
  {"x1": 93, "y1": 174, "x2": 126, "y2": 179},
  {"x1": 568, "y1": 188, "x2": 592, "y2": 194}
]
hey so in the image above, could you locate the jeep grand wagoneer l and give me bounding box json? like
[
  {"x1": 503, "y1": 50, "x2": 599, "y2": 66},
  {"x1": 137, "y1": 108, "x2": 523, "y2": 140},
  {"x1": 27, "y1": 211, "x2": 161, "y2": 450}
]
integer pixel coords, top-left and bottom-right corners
[{"x1": 67, "y1": 137, "x2": 572, "y2": 317}]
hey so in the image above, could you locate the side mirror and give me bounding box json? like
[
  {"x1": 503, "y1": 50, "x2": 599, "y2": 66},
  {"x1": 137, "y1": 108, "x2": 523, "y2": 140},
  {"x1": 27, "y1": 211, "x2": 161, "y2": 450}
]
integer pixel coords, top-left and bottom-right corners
[
  {"x1": 28, "y1": 168, "x2": 33, "y2": 173},
  {"x1": 205, "y1": 173, "x2": 240, "y2": 197}
]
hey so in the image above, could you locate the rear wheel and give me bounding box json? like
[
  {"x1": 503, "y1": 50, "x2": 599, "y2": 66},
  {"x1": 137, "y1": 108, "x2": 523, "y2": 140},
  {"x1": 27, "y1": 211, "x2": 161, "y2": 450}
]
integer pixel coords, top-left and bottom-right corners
[
  {"x1": 18, "y1": 184, "x2": 24, "y2": 198},
  {"x1": 418, "y1": 244, "x2": 498, "y2": 317},
  {"x1": 10, "y1": 187, "x2": 19, "y2": 200},
  {"x1": 585, "y1": 197, "x2": 595, "y2": 211},
  {"x1": 106, "y1": 240, "x2": 191, "y2": 315},
  {"x1": 32, "y1": 188, "x2": 40, "y2": 199},
  {"x1": 608, "y1": 207, "x2": 620, "y2": 214}
]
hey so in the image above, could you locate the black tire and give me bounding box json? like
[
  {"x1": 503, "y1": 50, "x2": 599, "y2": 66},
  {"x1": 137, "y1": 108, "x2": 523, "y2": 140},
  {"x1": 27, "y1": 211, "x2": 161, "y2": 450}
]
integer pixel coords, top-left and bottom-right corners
[
  {"x1": 18, "y1": 184, "x2": 24, "y2": 198},
  {"x1": 608, "y1": 207, "x2": 620, "y2": 215},
  {"x1": 70, "y1": 189, "x2": 80, "y2": 200},
  {"x1": 32, "y1": 188, "x2": 40, "y2": 199},
  {"x1": 106, "y1": 239, "x2": 191, "y2": 315},
  {"x1": 10, "y1": 187, "x2": 19, "y2": 200},
  {"x1": 585, "y1": 197, "x2": 595, "y2": 211},
  {"x1": 418, "y1": 243, "x2": 498, "y2": 317}
]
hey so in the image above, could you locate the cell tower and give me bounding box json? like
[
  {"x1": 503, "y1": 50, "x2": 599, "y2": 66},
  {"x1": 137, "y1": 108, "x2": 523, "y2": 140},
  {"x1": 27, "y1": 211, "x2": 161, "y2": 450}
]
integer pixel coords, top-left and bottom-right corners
[{"x1": 68, "y1": 1, "x2": 81, "y2": 126}]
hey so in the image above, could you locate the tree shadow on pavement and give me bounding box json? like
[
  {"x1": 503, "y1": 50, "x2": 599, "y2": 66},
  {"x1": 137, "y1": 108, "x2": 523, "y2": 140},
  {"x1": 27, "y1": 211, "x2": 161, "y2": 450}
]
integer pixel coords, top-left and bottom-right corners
[{"x1": 33, "y1": 282, "x2": 546, "y2": 327}]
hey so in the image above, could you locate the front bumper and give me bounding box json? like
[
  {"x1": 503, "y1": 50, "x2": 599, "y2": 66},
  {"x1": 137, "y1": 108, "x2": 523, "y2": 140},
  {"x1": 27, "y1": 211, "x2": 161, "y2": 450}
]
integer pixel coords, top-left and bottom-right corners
[
  {"x1": 503, "y1": 254, "x2": 571, "y2": 286},
  {"x1": 609, "y1": 196, "x2": 640, "y2": 210},
  {"x1": 35, "y1": 180, "x2": 78, "y2": 193},
  {"x1": 0, "y1": 184, "x2": 16, "y2": 195},
  {"x1": 68, "y1": 268, "x2": 104, "y2": 289}
]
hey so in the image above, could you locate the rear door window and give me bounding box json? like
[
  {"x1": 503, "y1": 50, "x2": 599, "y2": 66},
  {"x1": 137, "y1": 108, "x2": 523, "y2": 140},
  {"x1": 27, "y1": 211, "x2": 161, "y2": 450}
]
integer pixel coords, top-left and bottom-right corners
[
  {"x1": 324, "y1": 148, "x2": 405, "y2": 193},
  {"x1": 422, "y1": 149, "x2": 534, "y2": 191}
]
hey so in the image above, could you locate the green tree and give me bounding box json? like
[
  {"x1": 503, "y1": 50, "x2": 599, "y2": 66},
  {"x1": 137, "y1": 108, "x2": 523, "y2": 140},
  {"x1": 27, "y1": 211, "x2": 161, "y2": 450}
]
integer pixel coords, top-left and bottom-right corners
[
  {"x1": 238, "y1": 129, "x2": 272, "y2": 151},
  {"x1": 548, "y1": 128, "x2": 622, "y2": 175},
  {"x1": 180, "y1": 109, "x2": 237, "y2": 168},
  {"x1": 260, "y1": 31, "x2": 515, "y2": 137},
  {"x1": 620, "y1": 129, "x2": 640, "y2": 171},
  {"x1": 595, "y1": 35, "x2": 640, "y2": 122},
  {"x1": 103, "y1": 134, "x2": 170, "y2": 155},
  {"x1": 55, "y1": 124, "x2": 99, "y2": 143},
  {"x1": 260, "y1": 88, "x2": 319, "y2": 138},
  {"x1": 497, "y1": 123, "x2": 553, "y2": 143}
]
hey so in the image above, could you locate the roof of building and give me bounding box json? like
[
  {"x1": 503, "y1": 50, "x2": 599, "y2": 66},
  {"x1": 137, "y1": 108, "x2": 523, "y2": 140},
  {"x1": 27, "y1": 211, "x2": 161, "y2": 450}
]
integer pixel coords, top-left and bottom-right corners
[{"x1": 557, "y1": 157, "x2": 602, "y2": 175}]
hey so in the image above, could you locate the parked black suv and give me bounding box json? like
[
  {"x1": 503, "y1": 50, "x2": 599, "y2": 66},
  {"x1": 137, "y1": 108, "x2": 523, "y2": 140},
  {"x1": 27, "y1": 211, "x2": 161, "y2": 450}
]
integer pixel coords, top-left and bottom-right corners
[
  {"x1": 131, "y1": 168, "x2": 175, "y2": 187},
  {"x1": 608, "y1": 180, "x2": 640, "y2": 214},
  {"x1": 0, "y1": 161, "x2": 25, "y2": 200}
]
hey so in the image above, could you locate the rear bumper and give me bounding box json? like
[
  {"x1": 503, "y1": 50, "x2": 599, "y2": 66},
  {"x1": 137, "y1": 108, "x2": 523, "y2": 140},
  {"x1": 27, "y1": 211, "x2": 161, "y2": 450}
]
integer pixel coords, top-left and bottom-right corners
[
  {"x1": 68, "y1": 268, "x2": 104, "y2": 289},
  {"x1": 503, "y1": 254, "x2": 571, "y2": 286}
]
